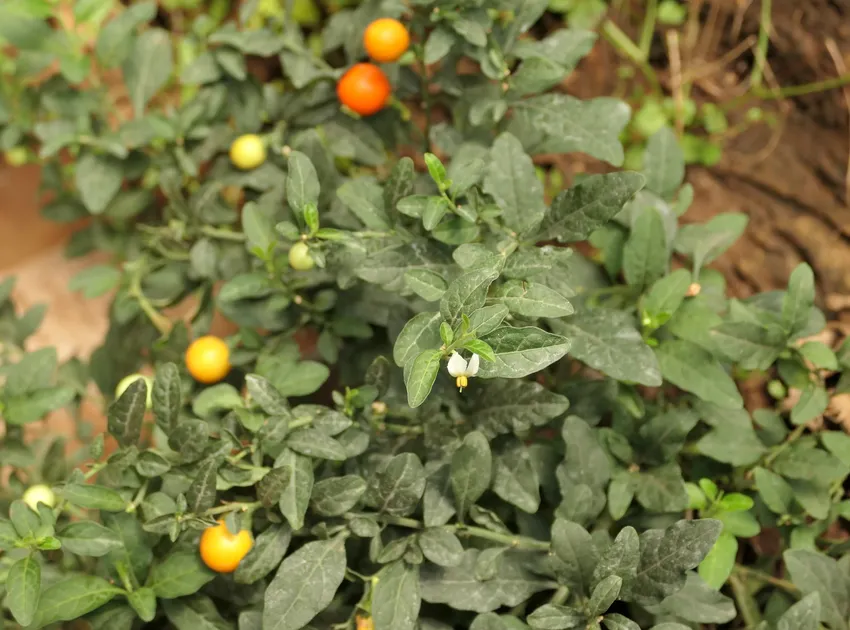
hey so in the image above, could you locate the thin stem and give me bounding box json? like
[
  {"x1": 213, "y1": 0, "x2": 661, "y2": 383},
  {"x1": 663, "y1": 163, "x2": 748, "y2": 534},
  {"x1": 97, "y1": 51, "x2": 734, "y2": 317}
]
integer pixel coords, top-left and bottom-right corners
[
  {"x1": 750, "y1": 0, "x2": 771, "y2": 89},
  {"x1": 729, "y1": 574, "x2": 762, "y2": 628},
  {"x1": 601, "y1": 20, "x2": 662, "y2": 94},
  {"x1": 201, "y1": 226, "x2": 246, "y2": 242},
  {"x1": 415, "y1": 43, "x2": 432, "y2": 153},
  {"x1": 638, "y1": 0, "x2": 658, "y2": 59},
  {"x1": 734, "y1": 564, "x2": 798, "y2": 593},
  {"x1": 126, "y1": 480, "x2": 149, "y2": 513},
  {"x1": 763, "y1": 424, "x2": 805, "y2": 466},
  {"x1": 204, "y1": 501, "x2": 262, "y2": 517},
  {"x1": 353, "y1": 513, "x2": 551, "y2": 551},
  {"x1": 753, "y1": 74, "x2": 850, "y2": 100}
]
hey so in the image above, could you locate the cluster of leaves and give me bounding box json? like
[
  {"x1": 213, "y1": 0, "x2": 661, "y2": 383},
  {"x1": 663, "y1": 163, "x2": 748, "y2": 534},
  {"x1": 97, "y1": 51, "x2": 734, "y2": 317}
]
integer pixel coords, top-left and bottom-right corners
[{"x1": 1, "y1": 1, "x2": 850, "y2": 629}]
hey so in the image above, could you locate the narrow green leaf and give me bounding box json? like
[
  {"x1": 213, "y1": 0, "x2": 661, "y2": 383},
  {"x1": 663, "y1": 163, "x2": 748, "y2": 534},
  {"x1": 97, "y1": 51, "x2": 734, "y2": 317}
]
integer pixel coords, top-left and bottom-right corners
[{"x1": 8, "y1": 554, "x2": 40, "y2": 626}]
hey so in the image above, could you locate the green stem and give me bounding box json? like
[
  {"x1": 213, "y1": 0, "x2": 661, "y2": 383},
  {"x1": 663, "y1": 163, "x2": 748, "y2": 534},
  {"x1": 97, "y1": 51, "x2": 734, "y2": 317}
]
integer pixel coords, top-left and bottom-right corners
[
  {"x1": 734, "y1": 564, "x2": 798, "y2": 593},
  {"x1": 729, "y1": 574, "x2": 762, "y2": 628},
  {"x1": 356, "y1": 513, "x2": 551, "y2": 551},
  {"x1": 753, "y1": 75, "x2": 850, "y2": 100},
  {"x1": 638, "y1": 0, "x2": 658, "y2": 59},
  {"x1": 200, "y1": 226, "x2": 246, "y2": 242},
  {"x1": 750, "y1": 0, "x2": 771, "y2": 89},
  {"x1": 126, "y1": 480, "x2": 149, "y2": 513},
  {"x1": 763, "y1": 424, "x2": 805, "y2": 467},
  {"x1": 204, "y1": 501, "x2": 262, "y2": 517},
  {"x1": 601, "y1": 20, "x2": 662, "y2": 94}
]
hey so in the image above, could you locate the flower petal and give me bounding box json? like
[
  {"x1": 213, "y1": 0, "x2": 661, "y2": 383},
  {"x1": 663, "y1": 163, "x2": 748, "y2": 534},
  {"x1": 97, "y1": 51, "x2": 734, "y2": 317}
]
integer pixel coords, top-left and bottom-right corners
[
  {"x1": 447, "y1": 351, "x2": 467, "y2": 377},
  {"x1": 467, "y1": 353, "x2": 480, "y2": 376}
]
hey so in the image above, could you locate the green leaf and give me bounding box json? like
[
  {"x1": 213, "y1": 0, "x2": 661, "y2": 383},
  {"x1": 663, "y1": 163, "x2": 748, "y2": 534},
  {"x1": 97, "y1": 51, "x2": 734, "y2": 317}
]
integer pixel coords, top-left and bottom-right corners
[
  {"x1": 405, "y1": 349, "x2": 443, "y2": 408},
  {"x1": 127, "y1": 587, "x2": 157, "y2": 622},
  {"x1": 698, "y1": 531, "x2": 737, "y2": 589},
  {"x1": 784, "y1": 549, "x2": 850, "y2": 630},
  {"x1": 468, "y1": 305, "x2": 510, "y2": 336},
  {"x1": 623, "y1": 207, "x2": 667, "y2": 288},
  {"x1": 656, "y1": 340, "x2": 743, "y2": 409},
  {"x1": 3, "y1": 347, "x2": 57, "y2": 396},
  {"x1": 68, "y1": 265, "x2": 121, "y2": 298},
  {"x1": 634, "y1": 464, "x2": 688, "y2": 512},
  {"x1": 393, "y1": 312, "x2": 443, "y2": 367},
  {"x1": 59, "y1": 521, "x2": 123, "y2": 557},
  {"x1": 539, "y1": 172, "x2": 645, "y2": 242},
  {"x1": 311, "y1": 475, "x2": 367, "y2": 516},
  {"x1": 372, "y1": 561, "x2": 421, "y2": 630},
  {"x1": 33, "y1": 575, "x2": 122, "y2": 627},
  {"x1": 641, "y1": 268, "x2": 692, "y2": 324},
  {"x1": 451, "y1": 431, "x2": 492, "y2": 519},
  {"x1": 753, "y1": 466, "x2": 794, "y2": 514},
  {"x1": 492, "y1": 437, "x2": 540, "y2": 513},
  {"x1": 60, "y1": 483, "x2": 126, "y2": 511},
  {"x1": 588, "y1": 575, "x2": 622, "y2": 616},
  {"x1": 95, "y1": 2, "x2": 157, "y2": 66},
  {"x1": 419, "y1": 527, "x2": 464, "y2": 567},
  {"x1": 235, "y1": 524, "x2": 291, "y2": 585},
  {"x1": 8, "y1": 554, "x2": 40, "y2": 626},
  {"x1": 108, "y1": 377, "x2": 147, "y2": 447},
  {"x1": 782, "y1": 263, "x2": 816, "y2": 336},
  {"x1": 777, "y1": 592, "x2": 822, "y2": 630},
  {"x1": 384, "y1": 157, "x2": 415, "y2": 215},
  {"x1": 550, "y1": 309, "x2": 661, "y2": 386},
  {"x1": 272, "y1": 361, "x2": 330, "y2": 398},
  {"x1": 476, "y1": 326, "x2": 571, "y2": 379},
  {"x1": 405, "y1": 269, "x2": 448, "y2": 302},
  {"x1": 790, "y1": 384, "x2": 829, "y2": 425},
  {"x1": 152, "y1": 362, "x2": 181, "y2": 435},
  {"x1": 799, "y1": 341, "x2": 839, "y2": 370},
  {"x1": 123, "y1": 28, "x2": 173, "y2": 117},
  {"x1": 286, "y1": 428, "x2": 346, "y2": 461},
  {"x1": 469, "y1": 379, "x2": 570, "y2": 437},
  {"x1": 625, "y1": 519, "x2": 722, "y2": 606},
  {"x1": 162, "y1": 594, "x2": 233, "y2": 630},
  {"x1": 420, "y1": 549, "x2": 549, "y2": 612},
  {"x1": 185, "y1": 456, "x2": 221, "y2": 514},
  {"x1": 493, "y1": 280, "x2": 574, "y2": 318},
  {"x1": 483, "y1": 132, "x2": 546, "y2": 234},
  {"x1": 287, "y1": 150, "x2": 320, "y2": 213},
  {"x1": 592, "y1": 526, "x2": 638, "y2": 591},
  {"x1": 263, "y1": 536, "x2": 347, "y2": 630},
  {"x1": 337, "y1": 177, "x2": 390, "y2": 230},
  {"x1": 707, "y1": 321, "x2": 786, "y2": 370},
  {"x1": 696, "y1": 422, "x2": 766, "y2": 467},
  {"x1": 441, "y1": 267, "x2": 501, "y2": 327},
  {"x1": 257, "y1": 466, "x2": 291, "y2": 508},
  {"x1": 277, "y1": 450, "x2": 314, "y2": 531},
  {"x1": 642, "y1": 127, "x2": 685, "y2": 199},
  {"x1": 149, "y1": 551, "x2": 216, "y2": 599},
  {"x1": 245, "y1": 374, "x2": 289, "y2": 416},
  {"x1": 551, "y1": 519, "x2": 597, "y2": 595},
  {"x1": 674, "y1": 213, "x2": 748, "y2": 274},
  {"x1": 511, "y1": 94, "x2": 630, "y2": 165},
  {"x1": 527, "y1": 604, "x2": 586, "y2": 629},
  {"x1": 602, "y1": 613, "x2": 640, "y2": 630},
  {"x1": 655, "y1": 573, "x2": 736, "y2": 624},
  {"x1": 365, "y1": 453, "x2": 426, "y2": 517},
  {"x1": 75, "y1": 152, "x2": 123, "y2": 214}
]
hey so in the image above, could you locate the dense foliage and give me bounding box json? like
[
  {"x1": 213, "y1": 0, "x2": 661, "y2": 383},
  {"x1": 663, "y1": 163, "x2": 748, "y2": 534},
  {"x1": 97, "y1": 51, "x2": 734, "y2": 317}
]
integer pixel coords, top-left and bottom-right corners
[{"x1": 0, "y1": 1, "x2": 848, "y2": 629}]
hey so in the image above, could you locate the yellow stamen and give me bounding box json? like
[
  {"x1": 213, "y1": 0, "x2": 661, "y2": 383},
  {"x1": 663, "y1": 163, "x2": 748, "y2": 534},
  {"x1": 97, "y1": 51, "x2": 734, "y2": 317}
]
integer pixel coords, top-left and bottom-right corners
[{"x1": 456, "y1": 375, "x2": 468, "y2": 391}]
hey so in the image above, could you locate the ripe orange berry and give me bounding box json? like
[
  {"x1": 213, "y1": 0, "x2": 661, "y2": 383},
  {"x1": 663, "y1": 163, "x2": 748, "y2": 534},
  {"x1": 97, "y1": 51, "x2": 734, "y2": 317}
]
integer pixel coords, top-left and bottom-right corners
[
  {"x1": 185, "y1": 335, "x2": 231, "y2": 384},
  {"x1": 199, "y1": 520, "x2": 253, "y2": 573},
  {"x1": 337, "y1": 63, "x2": 391, "y2": 117},
  {"x1": 363, "y1": 18, "x2": 410, "y2": 63}
]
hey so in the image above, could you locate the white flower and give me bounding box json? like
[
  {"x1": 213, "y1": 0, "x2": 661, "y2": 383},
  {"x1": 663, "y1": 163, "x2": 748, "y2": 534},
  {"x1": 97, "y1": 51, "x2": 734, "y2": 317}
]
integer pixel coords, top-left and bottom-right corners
[{"x1": 447, "y1": 351, "x2": 479, "y2": 392}]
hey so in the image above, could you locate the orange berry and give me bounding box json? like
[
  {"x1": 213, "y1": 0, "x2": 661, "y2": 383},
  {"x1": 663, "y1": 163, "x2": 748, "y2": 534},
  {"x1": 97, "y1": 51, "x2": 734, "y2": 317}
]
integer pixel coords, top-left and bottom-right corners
[
  {"x1": 185, "y1": 335, "x2": 231, "y2": 384},
  {"x1": 199, "y1": 520, "x2": 253, "y2": 573},
  {"x1": 337, "y1": 63, "x2": 391, "y2": 117},
  {"x1": 363, "y1": 18, "x2": 410, "y2": 63}
]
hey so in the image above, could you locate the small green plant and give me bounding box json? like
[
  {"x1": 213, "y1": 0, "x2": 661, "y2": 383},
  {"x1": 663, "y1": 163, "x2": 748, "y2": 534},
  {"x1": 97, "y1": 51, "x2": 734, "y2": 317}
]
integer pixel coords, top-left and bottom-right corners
[{"x1": 0, "y1": 1, "x2": 848, "y2": 629}]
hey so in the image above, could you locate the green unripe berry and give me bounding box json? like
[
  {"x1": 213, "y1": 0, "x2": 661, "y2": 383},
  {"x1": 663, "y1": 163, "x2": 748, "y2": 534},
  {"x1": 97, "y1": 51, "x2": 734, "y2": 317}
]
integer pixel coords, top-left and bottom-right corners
[{"x1": 289, "y1": 242, "x2": 315, "y2": 271}]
